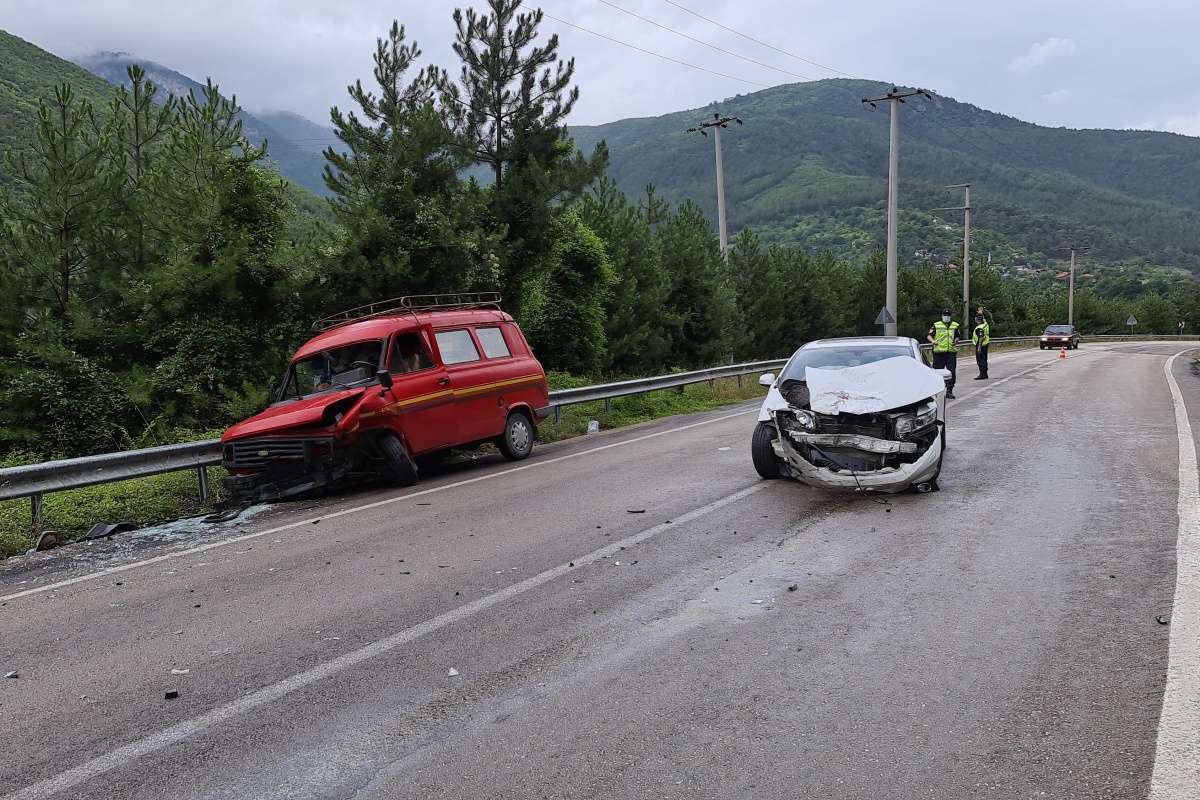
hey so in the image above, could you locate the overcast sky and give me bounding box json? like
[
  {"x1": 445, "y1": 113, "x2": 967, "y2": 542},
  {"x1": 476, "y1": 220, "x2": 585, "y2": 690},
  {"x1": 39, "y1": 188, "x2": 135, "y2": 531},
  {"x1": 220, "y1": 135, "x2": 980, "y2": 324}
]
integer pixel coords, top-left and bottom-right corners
[{"x1": 5, "y1": 0, "x2": 1198, "y2": 136}]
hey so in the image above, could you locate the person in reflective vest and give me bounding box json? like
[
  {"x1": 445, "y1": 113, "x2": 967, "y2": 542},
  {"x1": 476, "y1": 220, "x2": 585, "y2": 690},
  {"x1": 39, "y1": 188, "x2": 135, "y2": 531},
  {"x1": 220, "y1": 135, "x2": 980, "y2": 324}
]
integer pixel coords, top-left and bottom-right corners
[
  {"x1": 972, "y1": 307, "x2": 990, "y2": 380},
  {"x1": 927, "y1": 307, "x2": 960, "y2": 398}
]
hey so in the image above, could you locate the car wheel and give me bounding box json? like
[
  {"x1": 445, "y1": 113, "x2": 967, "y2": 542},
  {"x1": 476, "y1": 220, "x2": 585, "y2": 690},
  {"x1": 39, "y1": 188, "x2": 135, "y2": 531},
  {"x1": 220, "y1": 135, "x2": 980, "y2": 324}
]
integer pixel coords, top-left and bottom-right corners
[
  {"x1": 498, "y1": 411, "x2": 535, "y2": 461},
  {"x1": 751, "y1": 422, "x2": 781, "y2": 479},
  {"x1": 379, "y1": 434, "x2": 418, "y2": 486}
]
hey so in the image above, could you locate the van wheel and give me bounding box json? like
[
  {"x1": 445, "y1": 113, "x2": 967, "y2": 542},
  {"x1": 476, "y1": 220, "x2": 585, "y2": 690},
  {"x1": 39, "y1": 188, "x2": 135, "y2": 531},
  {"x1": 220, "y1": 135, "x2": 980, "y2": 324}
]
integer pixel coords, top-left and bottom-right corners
[
  {"x1": 379, "y1": 434, "x2": 418, "y2": 486},
  {"x1": 498, "y1": 411, "x2": 534, "y2": 461},
  {"x1": 751, "y1": 422, "x2": 781, "y2": 479}
]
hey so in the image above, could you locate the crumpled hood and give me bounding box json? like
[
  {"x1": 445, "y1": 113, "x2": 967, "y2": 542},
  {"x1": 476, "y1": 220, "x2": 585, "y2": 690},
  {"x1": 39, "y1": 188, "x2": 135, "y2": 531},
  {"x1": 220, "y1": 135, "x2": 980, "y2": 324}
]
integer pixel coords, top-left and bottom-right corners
[
  {"x1": 221, "y1": 388, "x2": 365, "y2": 442},
  {"x1": 804, "y1": 356, "x2": 945, "y2": 415}
]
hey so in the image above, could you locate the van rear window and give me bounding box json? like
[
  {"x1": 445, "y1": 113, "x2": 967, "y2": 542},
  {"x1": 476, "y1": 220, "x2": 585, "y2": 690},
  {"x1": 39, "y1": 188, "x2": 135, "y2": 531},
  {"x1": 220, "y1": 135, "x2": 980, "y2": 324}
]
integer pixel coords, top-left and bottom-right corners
[
  {"x1": 475, "y1": 327, "x2": 511, "y2": 359},
  {"x1": 435, "y1": 330, "x2": 481, "y2": 365}
]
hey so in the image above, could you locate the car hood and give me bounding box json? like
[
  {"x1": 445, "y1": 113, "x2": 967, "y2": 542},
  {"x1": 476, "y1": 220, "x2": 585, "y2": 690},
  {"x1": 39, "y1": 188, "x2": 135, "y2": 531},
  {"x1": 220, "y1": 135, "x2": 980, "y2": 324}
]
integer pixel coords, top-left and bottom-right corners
[
  {"x1": 758, "y1": 356, "x2": 944, "y2": 420},
  {"x1": 221, "y1": 388, "x2": 365, "y2": 441}
]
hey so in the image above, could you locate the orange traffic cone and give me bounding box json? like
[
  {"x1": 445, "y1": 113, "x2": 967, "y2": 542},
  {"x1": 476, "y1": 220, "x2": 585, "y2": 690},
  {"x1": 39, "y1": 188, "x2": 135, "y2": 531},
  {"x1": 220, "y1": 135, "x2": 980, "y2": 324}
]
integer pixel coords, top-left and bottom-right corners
[{"x1": 1058, "y1": 346, "x2": 1067, "y2": 360}]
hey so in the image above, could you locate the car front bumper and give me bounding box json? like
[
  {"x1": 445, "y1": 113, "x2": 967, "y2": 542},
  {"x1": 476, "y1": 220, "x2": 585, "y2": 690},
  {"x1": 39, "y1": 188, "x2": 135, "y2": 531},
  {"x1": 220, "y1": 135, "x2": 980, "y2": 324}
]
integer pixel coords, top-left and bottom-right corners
[{"x1": 772, "y1": 427, "x2": 943, "y2": 493}]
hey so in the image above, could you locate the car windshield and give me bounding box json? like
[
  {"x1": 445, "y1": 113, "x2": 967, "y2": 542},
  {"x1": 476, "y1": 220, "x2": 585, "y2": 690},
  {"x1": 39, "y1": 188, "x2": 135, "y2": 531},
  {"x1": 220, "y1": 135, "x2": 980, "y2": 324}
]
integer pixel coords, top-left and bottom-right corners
[
  {"x1": 279, "y1": 340, "x2": 385, "y2": 400},
  {"x1": 780, "y1": 344, "x2": 915, "y2": 381},
  {"x1": 1045, "y1": 325, "x2": 1074, "y2": 334}
]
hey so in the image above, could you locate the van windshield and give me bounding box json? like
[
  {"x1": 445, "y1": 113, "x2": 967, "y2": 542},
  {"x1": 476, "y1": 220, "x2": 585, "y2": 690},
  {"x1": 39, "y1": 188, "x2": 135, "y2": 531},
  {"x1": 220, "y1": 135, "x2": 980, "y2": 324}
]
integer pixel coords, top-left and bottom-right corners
[{"x1": 279, "y1": 340, "x2": 385, "y2": 400}]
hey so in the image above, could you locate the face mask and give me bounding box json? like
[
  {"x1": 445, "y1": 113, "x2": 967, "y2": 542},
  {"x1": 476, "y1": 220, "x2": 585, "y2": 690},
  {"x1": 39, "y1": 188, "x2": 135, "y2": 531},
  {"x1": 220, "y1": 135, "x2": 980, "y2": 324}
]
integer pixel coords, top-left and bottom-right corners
[{"x1": 942, "y1": 315, "x2": 951, "y2": 323}]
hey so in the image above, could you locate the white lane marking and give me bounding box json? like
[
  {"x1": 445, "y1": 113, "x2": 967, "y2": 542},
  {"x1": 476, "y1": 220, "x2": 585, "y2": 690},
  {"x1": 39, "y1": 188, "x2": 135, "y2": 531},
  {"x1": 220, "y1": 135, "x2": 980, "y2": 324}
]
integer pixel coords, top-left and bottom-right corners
[
  {"x1": 0, "y1": 408, "x2": 757, "y2": 605},
  {"x1": 0, "y1": 483, "x2": 765, "y2": 800},
  {"x1": 1150, "y1": 350, "x2": 1200, "y2": 798}
]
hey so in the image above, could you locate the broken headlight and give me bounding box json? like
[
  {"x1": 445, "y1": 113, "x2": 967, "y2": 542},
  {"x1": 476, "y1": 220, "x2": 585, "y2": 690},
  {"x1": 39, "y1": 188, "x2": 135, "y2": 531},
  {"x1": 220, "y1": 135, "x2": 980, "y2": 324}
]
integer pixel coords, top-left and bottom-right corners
[
  {"x1": 894, "y1": 400, "x2": 937, "y2": 439},
  {"x1": 776, "y1": 407, "x2": 817, "y2": 437}
]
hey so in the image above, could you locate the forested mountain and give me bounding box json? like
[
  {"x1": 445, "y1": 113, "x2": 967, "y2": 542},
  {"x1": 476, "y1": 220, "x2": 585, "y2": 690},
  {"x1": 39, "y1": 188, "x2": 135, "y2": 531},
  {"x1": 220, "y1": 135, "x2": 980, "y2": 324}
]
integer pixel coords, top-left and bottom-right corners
[
  {"x1": 0, "y1": 30, "x2": 114, "y2": 162},
  {"x1": 74, "y1": 51, "x2": 333, "y2": 195},
  {"x1": 570, "y1": 79, "x2": 1200, "y2": 275}
]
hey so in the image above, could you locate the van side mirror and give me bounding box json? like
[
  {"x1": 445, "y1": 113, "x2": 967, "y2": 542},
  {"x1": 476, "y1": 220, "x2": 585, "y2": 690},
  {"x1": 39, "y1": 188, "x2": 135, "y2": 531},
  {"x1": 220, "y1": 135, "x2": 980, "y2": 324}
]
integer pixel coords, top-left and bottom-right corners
[
  {"x1": 758, "y1": 372, "x2": 775, "y2": 387},
  {"x1": 376, "y1": 369, "x2": 393, "y2": 389}
]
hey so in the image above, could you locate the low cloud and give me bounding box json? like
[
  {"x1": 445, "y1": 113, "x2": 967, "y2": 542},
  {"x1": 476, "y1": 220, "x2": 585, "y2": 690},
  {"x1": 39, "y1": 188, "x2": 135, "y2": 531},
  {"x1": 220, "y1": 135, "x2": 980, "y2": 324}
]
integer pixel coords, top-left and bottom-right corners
[
  {"x1": 1041, "y1": 89, "x2": 1069, "y2": 105},
  {"x1": 1140, "y1": 111, "x2": 1200, "y2": 137},
  {"x1": 1009, "y1": 37, "x2": 1076, "y2": 74}
]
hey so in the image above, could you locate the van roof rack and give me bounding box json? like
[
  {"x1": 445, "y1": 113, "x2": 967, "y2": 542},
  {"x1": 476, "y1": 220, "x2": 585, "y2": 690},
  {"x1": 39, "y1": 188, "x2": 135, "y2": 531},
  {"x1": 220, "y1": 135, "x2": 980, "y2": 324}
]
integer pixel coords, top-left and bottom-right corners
[{"x1": 312, "y1": 292, "x2": 503, "y2": 331}]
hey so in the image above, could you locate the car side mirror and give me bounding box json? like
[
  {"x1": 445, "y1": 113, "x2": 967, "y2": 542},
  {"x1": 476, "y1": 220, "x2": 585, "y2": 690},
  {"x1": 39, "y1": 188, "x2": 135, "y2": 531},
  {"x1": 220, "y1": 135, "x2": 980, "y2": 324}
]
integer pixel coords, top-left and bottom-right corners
[
  {"x1": 938, "y1": 368, "x2": 953, "y2": 384},
  {"x1": 376, "y1": 369, "x2": 393, "y2": 389},
  {"x1": 758, "y1": 372, "x2": 775, "y2": 387}
]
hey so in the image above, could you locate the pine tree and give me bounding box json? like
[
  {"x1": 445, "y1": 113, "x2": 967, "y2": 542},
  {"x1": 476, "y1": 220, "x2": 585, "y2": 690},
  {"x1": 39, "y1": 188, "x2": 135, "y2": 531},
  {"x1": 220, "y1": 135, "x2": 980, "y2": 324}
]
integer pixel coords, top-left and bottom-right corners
[
  {"x1": 443, "y1": 0, "x2": 606, "y2": 314},
  {"x1": 0, "y1": 85, "x2": 113, "y2": 321},
  {"x1": 321, "y1": 21, "x2": 501, "y2": 308}
]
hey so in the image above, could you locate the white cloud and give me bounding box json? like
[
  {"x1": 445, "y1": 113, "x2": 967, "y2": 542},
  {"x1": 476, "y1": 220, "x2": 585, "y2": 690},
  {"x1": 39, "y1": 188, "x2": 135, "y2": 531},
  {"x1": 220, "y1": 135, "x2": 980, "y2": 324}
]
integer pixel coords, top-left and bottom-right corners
[
  {"x1": 1041, "y1": 89, "x2": 1069, "y2": 105},
  {"x1": 1140, "y1": 111, "x2": 1200, "y2": 137},
  {"x1": 1009, "y1": 37, "x2": 1076, "y2": 74}
]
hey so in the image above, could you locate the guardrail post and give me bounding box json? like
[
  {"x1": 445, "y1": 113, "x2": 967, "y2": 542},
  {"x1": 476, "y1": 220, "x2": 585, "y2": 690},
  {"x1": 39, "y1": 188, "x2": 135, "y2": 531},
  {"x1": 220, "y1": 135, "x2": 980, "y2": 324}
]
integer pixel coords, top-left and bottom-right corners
[
  {"x1": 737, "y1": 374, "x2": 743, "y2": 388},
  {"x1": 30, "y1": 493, "x2": 43, "y2": 532},
  {"x1": 197, "y1": 466, "x2": 210, "y2": 504},
  {"x1": 604, "y1": 398, "x2": 612, "y2": 413},
  {"x1": 554, "y1": 405, "x2": 561, "y2": 425}
]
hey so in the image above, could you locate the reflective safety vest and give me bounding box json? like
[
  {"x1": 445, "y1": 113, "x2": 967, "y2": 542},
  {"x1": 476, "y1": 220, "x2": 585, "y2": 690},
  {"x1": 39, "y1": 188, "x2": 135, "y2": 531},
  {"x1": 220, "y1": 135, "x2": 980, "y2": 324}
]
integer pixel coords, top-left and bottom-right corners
[
  {"x1": 930, "y1": 320, "x2": 960, "y2": 352},
  {"x1": 972, "y1": 320, "x2": 990, "y2": 347}
]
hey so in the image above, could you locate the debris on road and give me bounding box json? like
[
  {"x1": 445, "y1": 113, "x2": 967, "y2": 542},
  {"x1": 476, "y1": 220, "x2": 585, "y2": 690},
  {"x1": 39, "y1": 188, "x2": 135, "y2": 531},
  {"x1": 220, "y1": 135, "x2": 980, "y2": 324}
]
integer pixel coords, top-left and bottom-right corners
[
  {"x1": 587, "y1": 420, "x2": 600, "y2": 434},
  {"x1": 83, "y1": 522, "x2": 139, "y2": 541},
  {"x1": 1156, "y1": 615, "x2": 1171, "y2": 625},
  {"x1": 171, "y1": 669, "x2": 190, "y2": 675},
  {"x1": 626, "y1": 509, "x2": 646, "y2": 514},
  {"x1": 751, "y1": 599, "x2": 764, "y2": 605},
  {"x1": 718, "y1": 446, "x2": 732, "y2": 451},
  {"x1": 788, "y1": 584, "x2": 798, "y2": 592},
  {"x1": 202, "y1": 506, "x2": 248, "y2": 524},
  {"x1": 164, "y1": 689, "x2": 180, "y2": 700},
  {"x1": 4, "y1": 671, "x2": 17, "y2": 679},
  {"x1": 447, "y1": 667, "x2": 460, "y2": 677},
  {"x1": 34, "y1": 531, "x2": 59, "y2": 551}
]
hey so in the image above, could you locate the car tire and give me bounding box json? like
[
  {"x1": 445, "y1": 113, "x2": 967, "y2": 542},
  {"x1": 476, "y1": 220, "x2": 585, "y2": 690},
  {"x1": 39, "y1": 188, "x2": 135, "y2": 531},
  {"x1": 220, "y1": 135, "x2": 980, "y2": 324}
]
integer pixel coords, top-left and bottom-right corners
[
  {"x1": 379, "y1": 434, "x2": 418, "y2": 486},
  {"x1": 751, "y1": 422, "x2": 781, "y2": 479},
  {"x1": 498, "y1": 411, "x2": 535, "y2": 461}
]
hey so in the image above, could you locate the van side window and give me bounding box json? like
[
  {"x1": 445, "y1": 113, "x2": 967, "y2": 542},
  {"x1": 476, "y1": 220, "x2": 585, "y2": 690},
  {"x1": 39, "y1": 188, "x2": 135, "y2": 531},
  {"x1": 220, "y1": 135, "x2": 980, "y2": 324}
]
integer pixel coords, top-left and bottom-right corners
[
  {"x1": 434, "y1": 330, "x2": 481, "y2": 365},
  {"x1": 475, "y1": 326, "x2": 511, "y2": 359},
  {"x1": 390, "y1": 332, "x2": 434, "y2": 374}
]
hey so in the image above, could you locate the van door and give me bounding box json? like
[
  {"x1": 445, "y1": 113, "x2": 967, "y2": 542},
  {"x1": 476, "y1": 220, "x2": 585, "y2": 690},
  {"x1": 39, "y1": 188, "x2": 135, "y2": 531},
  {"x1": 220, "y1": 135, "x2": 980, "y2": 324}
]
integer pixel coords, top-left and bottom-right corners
[
  {"x1": 382, "y1": 329, "x2": 457, "y2": 454},
  {"x1": 433, "y1": 328, "x2": 499, "y2": 444}
]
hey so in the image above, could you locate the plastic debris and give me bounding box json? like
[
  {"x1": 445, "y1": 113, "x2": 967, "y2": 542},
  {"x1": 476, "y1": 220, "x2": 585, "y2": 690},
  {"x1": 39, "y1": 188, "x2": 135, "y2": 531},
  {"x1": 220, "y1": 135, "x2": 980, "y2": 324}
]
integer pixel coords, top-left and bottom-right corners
[
  {"x1": 1156, "y1": 615, "x2": 1171, "y2": 625},
  {"x1": 171, "y1": 669, "x2": 190, "y2": 675},
  {"x1": 717, "y1": 446, "x2": 732, "y2": 451},
  {"x1": 34, "y1": 531, "x2": 59, "y2": 551},
  {"x1": 626, "y1": 509, "x2": 646, "y2": 514},
  {"x1": 447, "y1": 667, "x2": 460, "y2": 677},
  {"x1": 587, "y1": 420, "x2": 601, "y2": 435},
  {"x1": 751, "y1": 599, "x2": 764, "y2": 605},
  {"x1": 787, "y1": 584, "x2": 799, "y2": 592},
  {"x1": 83, "y1": 522, "x2": 139, "y2": 541},
  {"x1": 164, "y1": 690, "x2": 180, "y2": 700},
  {"x1": 4, "y1": 671, "x2": 17, "y2": 679}
]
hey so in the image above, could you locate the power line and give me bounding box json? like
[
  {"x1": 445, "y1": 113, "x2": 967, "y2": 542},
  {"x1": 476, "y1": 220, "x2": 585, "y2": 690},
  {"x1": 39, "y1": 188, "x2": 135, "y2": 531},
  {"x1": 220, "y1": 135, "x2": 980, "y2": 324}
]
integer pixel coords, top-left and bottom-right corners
[
  {"x1": 594, "y1": 0, "x2": 815, "y2": 81},
  {"x1": 661, "y1": 0, "x2": 854, "y2": 78},
  {"x1": 542, "y1": 11, "x2": 771, "y2": 88}
]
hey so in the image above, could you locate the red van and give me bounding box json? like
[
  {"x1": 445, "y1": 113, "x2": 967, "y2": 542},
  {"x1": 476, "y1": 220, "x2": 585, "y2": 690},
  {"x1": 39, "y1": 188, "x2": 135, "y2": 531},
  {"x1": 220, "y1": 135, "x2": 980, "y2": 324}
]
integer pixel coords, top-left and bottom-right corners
[{"x1": 220, "y1": 294, "x2": 549, "y2": 500}]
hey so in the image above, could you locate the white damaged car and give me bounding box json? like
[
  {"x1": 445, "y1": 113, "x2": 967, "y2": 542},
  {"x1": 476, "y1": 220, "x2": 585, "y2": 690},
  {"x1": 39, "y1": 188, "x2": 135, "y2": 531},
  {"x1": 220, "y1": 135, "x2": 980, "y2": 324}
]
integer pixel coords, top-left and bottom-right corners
[{"x1": 751, "y1": 337, "x2": 950, "y2": 493}]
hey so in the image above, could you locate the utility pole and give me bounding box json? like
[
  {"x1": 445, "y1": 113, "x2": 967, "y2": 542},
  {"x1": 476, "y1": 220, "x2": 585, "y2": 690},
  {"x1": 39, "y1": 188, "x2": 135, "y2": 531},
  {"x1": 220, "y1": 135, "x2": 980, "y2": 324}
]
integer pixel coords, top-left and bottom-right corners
[
  {"x1": 687, "y1": 112, "x2": 743, "y2": 257},
  {"x1": 1067, "y1": 245, "x2": 1088, "y2": 326},
  {"x1": 862, "y1": 87, "x2": 932, "y2": 336},
  {"x1": 933, "y1": 183, "x2": 972, "y2": 323}
]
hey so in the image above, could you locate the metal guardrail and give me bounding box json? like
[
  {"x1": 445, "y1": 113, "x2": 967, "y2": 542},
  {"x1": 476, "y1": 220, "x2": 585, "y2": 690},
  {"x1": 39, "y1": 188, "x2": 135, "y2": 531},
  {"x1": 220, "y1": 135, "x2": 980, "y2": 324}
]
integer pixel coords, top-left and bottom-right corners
[{"x1": 0, "y1": 359, "x2": 791, "y2": 523}]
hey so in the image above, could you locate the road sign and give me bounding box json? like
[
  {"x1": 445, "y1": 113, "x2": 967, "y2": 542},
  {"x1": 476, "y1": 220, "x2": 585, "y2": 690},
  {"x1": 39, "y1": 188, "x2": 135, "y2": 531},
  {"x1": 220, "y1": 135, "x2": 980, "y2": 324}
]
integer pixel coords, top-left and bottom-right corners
[
  {"x1": 1127, "y1": 315, "x2": 1138, "y2": 326},
  {"x1": 875, "y1": 307, "x2": 896, "y2": 326}
]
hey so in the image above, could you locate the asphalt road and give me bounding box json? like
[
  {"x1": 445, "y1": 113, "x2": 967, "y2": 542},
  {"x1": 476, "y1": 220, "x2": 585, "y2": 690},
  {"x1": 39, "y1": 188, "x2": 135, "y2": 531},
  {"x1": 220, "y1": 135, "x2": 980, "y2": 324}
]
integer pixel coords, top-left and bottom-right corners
[{"x1": 1, "y1": 342, "x2": 1197, "y2": 800}]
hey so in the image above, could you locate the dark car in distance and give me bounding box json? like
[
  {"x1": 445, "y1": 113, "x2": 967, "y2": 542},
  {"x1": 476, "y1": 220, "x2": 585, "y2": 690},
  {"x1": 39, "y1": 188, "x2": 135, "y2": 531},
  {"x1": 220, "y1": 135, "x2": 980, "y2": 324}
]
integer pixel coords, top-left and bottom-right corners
[{"x1": 1040, "y1": 324, "x2": 1080, "y2": 350}]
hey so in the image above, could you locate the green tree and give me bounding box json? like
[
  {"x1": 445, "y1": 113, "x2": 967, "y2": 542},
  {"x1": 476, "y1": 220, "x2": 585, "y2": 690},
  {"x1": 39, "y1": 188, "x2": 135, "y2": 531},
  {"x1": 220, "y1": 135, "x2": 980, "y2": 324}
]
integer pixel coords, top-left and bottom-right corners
[
  {"x1": 321, "y1": 21, "x2": 501, "y2": 310},
  {"x1": 443, "y1": 0, "x2": 606, "y2": 314},
  {"x1": 0, "y1": 84, "x2": 114, "y2": 321}
]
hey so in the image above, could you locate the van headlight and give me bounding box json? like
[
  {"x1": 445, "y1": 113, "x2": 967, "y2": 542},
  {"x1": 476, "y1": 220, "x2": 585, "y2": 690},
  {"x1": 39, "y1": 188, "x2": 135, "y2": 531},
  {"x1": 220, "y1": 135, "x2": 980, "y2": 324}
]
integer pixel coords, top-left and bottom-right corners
[{"x1": 895, "y1": 400, "x2": 937, "y2": 439}]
